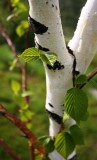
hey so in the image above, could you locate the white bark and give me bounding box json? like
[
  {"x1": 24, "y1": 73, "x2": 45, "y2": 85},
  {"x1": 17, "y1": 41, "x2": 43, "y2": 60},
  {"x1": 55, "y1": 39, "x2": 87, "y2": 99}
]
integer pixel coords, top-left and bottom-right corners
[
  {"x1": 27, "y1": 0, "x2": 97, "y2": 160},
  {"x1": 68, "y1": 0, "x2": 97, "y2": 74},
  {"x1": 28, "y1": 0, "x2": 73, "y2": 137}
]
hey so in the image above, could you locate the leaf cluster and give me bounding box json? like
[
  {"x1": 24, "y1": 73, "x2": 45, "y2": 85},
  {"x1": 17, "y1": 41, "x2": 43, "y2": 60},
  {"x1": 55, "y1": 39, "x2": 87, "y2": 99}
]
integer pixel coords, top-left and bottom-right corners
[{"x1": 19, "y1": 47, "x2": 57, "y2": 67}]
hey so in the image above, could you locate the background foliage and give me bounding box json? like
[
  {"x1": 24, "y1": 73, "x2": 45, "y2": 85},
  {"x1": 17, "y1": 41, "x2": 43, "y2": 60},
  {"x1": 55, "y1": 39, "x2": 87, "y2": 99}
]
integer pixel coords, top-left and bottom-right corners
[{"x1": 0, "y1": 0, "x2": 97, "y2": 159}]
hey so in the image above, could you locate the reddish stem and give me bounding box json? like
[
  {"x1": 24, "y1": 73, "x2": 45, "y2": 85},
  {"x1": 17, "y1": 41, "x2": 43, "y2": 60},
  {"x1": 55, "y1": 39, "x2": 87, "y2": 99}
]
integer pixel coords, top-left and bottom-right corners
[
  {"x1": 0, "y1": 104, "x2": 46, "y2": 158},
  {"x1": 0, "y1": 138, "x2": 21, "y2": 160},
  {"x1": 0, "y1": 25, "x2": 22, "y2": 70}
]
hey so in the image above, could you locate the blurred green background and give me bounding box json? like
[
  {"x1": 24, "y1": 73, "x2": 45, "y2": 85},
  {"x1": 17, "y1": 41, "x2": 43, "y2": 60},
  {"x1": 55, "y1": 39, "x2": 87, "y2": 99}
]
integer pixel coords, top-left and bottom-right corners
[{"x1": 0, "y1": 0, "x2": 97, "y2": 159}]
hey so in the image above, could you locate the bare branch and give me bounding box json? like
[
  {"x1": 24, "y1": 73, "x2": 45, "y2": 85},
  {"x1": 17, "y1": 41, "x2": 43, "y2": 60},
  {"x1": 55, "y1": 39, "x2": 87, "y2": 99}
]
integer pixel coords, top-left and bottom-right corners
[
  {"x1": 0, "y1": 138, "x2": 21, "y2": 160},
  {"x1": 78, "y1": 68, "x2": 97, "y2": 89},
  {"x1": 87, "y1": 68, "x2": 97, "y2": 81},
  {"x1": 21, "y1": 28, "x2": 30, "y2": 104},
  {"x1": 0, "y1": 25, "x2": 22, "y2": 70},
  {"x1": 0, "y1": 104, "x2": 46, "y2": 159}
]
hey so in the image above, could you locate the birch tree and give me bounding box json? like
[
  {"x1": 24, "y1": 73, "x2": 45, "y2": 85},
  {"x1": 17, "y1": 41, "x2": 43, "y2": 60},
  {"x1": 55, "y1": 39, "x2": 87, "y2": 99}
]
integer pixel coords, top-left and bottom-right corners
[{"x1": 20, "y1": 0, "x2": 97, "y2": 159}]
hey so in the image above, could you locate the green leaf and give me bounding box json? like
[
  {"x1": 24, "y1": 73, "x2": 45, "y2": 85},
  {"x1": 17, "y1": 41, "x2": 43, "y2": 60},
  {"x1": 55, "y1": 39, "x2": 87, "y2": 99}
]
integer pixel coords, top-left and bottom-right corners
[
  {"x1": 70, "y1": 125, "x2": 84, "y2": 145},
  {"x1": 27, "y1": 122, "x2": 32, "y2": 130},
  {"x1": 63, "y1": 113, "x2": 70, "y2": 122},
  {"x1": 23, "y1": 110, "x2": 33, "y2": 119},
  {"x1": 19, "y1": 48, "x2": 40, "y2": 62},
  {"x1": 9, "y1": 59, "x2": 17, "y2": 71},
  {"x1": 40, "y1": 52, "x2": 57, "y2": 66},
  {"x1": 35, "y1": 156, "x2": 43, "y2": 160},
  {"x1": 81, "y1": 112, "x2": 89, "y2": 121},
  {"x1": 11, "y1": 0, "x2": 20, "y2": 5},
  {"x1": 40, "y1": 54, "x2": 50, "y2": 65},
  {"x1": 45, "y1": 52, "x2": 57, "y2": 66},
  {"x1": 21, "y1": 103, "x2": 29, "y2": 110},
  {"x1": 21, "y1": 91, "x2": 33, "y2": 97},
  {"x1": 35, "y1": 156, "x2": 50, "y2": 160},
  {"x1": 11, "y1": 80, "x2": 21, "y2": 95},
  {"x1": 38, "y1": 135, "x2": 55, "y2": 153},
  {"x1": 64, "y1": 88, "x2": 88, "y2": 123},
  {"x1": 75, "y1": 75, "x2": 87, "y2": 85},
  {"x1": 14, "y1": 2, "x2": 27, "y2": 15},
  {"x1": 16, "y1": 20, "x2": 29, "y2": 37},
  {"x1": 55, "y1": 132, "x2": 75, "y2": 159}
]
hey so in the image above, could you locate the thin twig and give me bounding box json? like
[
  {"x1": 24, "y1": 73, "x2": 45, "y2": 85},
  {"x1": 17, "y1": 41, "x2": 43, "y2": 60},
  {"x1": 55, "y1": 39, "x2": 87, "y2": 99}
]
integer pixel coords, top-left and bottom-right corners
[
  {"x1": 0, "y1": 25, "x2": 22, "y2": 70},
  {"x1": 0, "y1": 138, "x2": 21, "y2": 160},
  {"x1": 21, "y1": 63, "x2": 30, "y2": 104},
  {"x1": 87, "y1": 68, "x2": 97, "y2": 81},
  {"x1": 78, "y1": 68, "x2": 97, "y2": 89},
  {"x1": 21, "y1": 27, "x2": 30, "y2": 104},
  {"x1": 0, "y1": 104, "x2": 46, "y2": 158}
]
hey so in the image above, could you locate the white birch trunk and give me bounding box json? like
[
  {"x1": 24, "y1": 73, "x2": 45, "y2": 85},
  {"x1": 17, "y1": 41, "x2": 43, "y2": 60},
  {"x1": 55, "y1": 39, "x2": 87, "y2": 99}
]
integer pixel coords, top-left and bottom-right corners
[
  {"x1": 68, "y1": 0, "x2": 97, "y2": 74},
  {"x1": 27, "y1": 0, "x2": 97, "y2": 160},
  {"x1": 28, "y1": 0, "x2": 73, "y2": 137}
]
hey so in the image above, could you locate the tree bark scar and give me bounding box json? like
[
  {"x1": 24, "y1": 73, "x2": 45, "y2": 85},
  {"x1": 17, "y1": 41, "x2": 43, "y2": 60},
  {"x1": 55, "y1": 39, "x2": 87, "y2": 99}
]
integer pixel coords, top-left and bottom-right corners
[
  {"x1": 66, "y1": 45, "x2": 80, "y2": 86},
  {"x1": 46, "y1": 109, "x2": 62, "y2": 124},
  {"x1": 68, "y1": 154, "x2": 77, "y2": 160},
  {"x1": 35, "y1": 41, "x2": 49, "y2": 52},
  {"x1": 47, "y1": 60, "x2": 64, "y2": 70},
  {"x1": 28, "y1": 15, "x2": 48, "y2": 34},
  {"x1": 48, "y1": 103, "x2": 54, "y2": 108}
]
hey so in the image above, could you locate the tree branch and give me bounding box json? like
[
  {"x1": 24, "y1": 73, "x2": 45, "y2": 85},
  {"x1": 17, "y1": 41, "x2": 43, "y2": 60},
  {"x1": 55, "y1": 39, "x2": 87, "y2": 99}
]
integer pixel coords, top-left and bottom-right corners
[
  {"x1": 0, "y1": 104, "x2": 46, "y2": 159},
  {"x1": 21, "y1": 27, "x2": 30, "y2": 104},
  {"x1": 79, "y1": 68, "x2": 97, "y2": 89},
  {"x1": 68, "y1": 0, "x2": 97, "y2": 74},
  {"x1": 87, "y1": 68, "x2": 97, "y2": 81},
  {"x1": 0, "y1": 25, "x2": 22, "y2": 70},
  {"x1": 0, "y1": 138, "x2": 21, "y2": 160}
]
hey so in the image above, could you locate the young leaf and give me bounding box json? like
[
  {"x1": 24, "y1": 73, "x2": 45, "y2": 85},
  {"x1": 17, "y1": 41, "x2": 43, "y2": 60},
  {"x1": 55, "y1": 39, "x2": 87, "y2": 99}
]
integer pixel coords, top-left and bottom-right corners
[
  {"x1": 40, "y1": 54, "x2": 50, "y2": 65},
  {"x1": 11, "y1": 0, "x2": 20, "y2": 5},
  {"x1": 35, "y1": 155, "x2": 50, "y2": 160},
  {"x1": 11, "y1": 80, "x2": 21, "y2": 95},
  {"x1": 21, "y1": 91, "x2": 33, "y2": 97},
  {"x1": 70, "y1": 125, "x2": 84, "y2": 145},
  {"x1": 19, "y1": 48, "x2": 40, "y2": 62},
  {"x1": 35, "y1": 156, "x2": 43, "y2": 160},
  {"x1": 75, "y1": 75, "x2": 87, "y2": 85},
  {"x1": 40, "y1": 52, "x2": 57, "y2": 66},
  {"x1": 9, "y1": 59, "x2": 17, "y2": 71},
  {"x1": 45, "y1": 52, "x2": 57, "y2": 66},
  {"x1": 64, "y1": 88, "x2": 88, "y2": 123},
  {"x1": 38, "y1": 135, "x2": 55, "y2": 153},
  {"x1": 16, "y1": 20, "x2": 29, "y2": 37},
  {"x1": 21, "y1": 103, "x2": 29, "y2": 110},
  {"x1": 55, "y1": 132, "x2": 75, "y2": 159},
  {"x1": 23, "y1": 110, "x2": 33, "y2": 119}
]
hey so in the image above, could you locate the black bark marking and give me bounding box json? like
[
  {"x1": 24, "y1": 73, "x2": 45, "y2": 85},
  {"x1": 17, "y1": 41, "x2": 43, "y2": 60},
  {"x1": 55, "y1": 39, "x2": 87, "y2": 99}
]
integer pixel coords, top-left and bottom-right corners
[
  {"x1": 66, "y1": 45, "x2": 80, "y2": 86},
  {"x1": 48, "y1": 103, "x2": 54, "y2": 108},
  {"x1": 28, "y1": 15, "x2": 48, "y2": 34},
  {"x1": 47, "y1": 60, "x2": 64, "y2": 70},
  {"x1": 56, "y1": 6, "x2": 58, "y2": 10},
  {"x1": 52, "y1": 4, "x2": 54, "y2": 7},
  {"x1": 35, "y1": 41, "x2": 49, "y2": 52},
  {"x1": 68, "y1": 154, "x2": 77, "y2": 160},
  {"x1": 46, "y1": 109, "x2": 62, "y2": 124}
]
